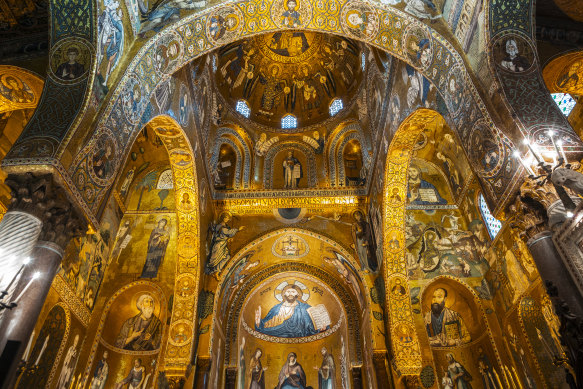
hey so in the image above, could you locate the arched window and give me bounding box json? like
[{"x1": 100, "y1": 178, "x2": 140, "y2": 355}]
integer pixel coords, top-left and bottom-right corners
[
  {"x1": 281, "y1": 114, "x2": 297, "y2": 129},
  {"x1": 551, "y1": 93, "x2": 576, "y2": 116},
  {"x1": 235, "y1": 100, "x2": 251, "y2": 118},
  {"x1": 478, "y1": 193, "x2": 502, "y2": 239},
  {"x1": 157, "y1": 169, "x2": 174, "y2": 189},
  {"x1": 329, "y1": 98, "x2": 343, "y2": 116}
]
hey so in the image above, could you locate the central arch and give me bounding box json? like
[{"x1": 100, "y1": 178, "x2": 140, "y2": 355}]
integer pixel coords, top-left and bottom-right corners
[{"x1": 62, "y1": 0, "x2": 516, "y2": 216}]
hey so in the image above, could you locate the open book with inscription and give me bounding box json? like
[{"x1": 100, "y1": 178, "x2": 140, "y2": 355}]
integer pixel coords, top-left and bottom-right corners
[{"x1": 307, "y1": 304, "x2": 331, "y2": 331}]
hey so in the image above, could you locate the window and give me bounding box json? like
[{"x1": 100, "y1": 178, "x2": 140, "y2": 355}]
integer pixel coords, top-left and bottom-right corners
[
  {"x1": 212, "y1": 54, "x2": 217, "y2": 72},
  {"x1": 235, "y1": 100, "x2": 251, "y2": 118},
  {"x1": 361, "y1": 52, "x2": 366, "y2": 71},
  {"x1": 157, "y1": 169, "x2": 174, "y2": 189},
  {"x1": 281, "y1": 114, "x2": 297, "y2": 129},
  {"x1": 329, "y1": 98, "x2": 343, "y2": 116},
  {"x1": 478, "y1": 193, "x2": 502, "y2": 239},
  {"x1": 551, "y1": 93, "x2": 576, "y2": 116}
]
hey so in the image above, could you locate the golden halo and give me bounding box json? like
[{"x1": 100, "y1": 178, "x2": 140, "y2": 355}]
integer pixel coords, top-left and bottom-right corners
[
  {"x1": 130, "y1": 291, "x2": 161, "y2": 318},
  {"x1": 351, "y1": 209, "x2": 365, "y2": 220},
  {"x1": 225, "y1": 14, "x2": 239, "y2": 31},
  {"x1": 346, "y1": 10, "x2": 361, "y2": 29},
  {"x1": 1, "y1": 74, "x2": 24, "y2": 90},
  {"x1": 166, "y1": 41, "x2": 181, "y2": 61},
  {"x1": 267, "y1": 63, "x2": 281, "y2": 76},
  {"x1": 284, "y1": 0, "x2": 299, "y2": 11},
  {"x1": 62, "y1": 43, "x2": 84, "y2": 62},
  {"x1": 218, "y1": 211, "x2": 233, "y2": 222}
]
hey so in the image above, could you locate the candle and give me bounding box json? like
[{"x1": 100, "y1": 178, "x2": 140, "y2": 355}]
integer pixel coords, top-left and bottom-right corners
[
  {"x1": 513, "y1": 150, "x2": 535, "y2": 176},
  {"x1": 548, "y1": 131, "x2": 562, "y2": 162},
  {"x1": 557, "y1": 140, "x2": 568, "y2": 163},
  {"x1": 523, "y1": 139, "x2": 543, "y2": 164},
  {"x1": 22, "y1": 330, "x2": 35, "y2": 363},
  {"x1": 34, "y1": 335, "x2": 49, "y2": 366},
  {"x1": 13, "y1": 272, "x2": 40, "y2": 304},
  {"x1": 3, "y1": 258, "x2": 24, "y2": 294}
]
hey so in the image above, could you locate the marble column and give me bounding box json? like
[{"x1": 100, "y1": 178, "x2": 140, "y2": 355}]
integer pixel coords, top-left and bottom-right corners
[
  {"x1": 527, "y1": 231, "x2": 583, "y2": 317},
  {"x1": 193, "y1": 357, "x2": 211, "y2": 389},
  {"x1": 373, "y1": 351, "x2": 393, "y2": 389},
  {"x1": 0, "y1": 173, "x2": 86, "y2": 389},
  {"x1": 0, "y1": 242, "x2": 63, "y2": 389}
]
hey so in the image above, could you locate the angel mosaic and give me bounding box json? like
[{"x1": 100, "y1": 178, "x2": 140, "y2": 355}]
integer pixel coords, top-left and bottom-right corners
[
  {"x1": 204, "y1": 212, "x2": 245, "y2": 276},
  {"x1": 136, "y1": 0, "x2": 205, "y2": 35},
  {"x1": 97, "y1": 0, "x2": 124, "y2": 86},
  {"x1": 0, "y1": 75, "x2": 34, "y2": 103}
]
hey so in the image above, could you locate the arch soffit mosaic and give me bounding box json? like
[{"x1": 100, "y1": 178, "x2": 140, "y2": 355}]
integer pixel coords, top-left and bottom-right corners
[
  {"x1": 215, "y1": 227, "x2": 368, "y2": 305},
  {"x1": 382, "y1": 108, "x2": 448, "y2": 375},
  {"x1": 135, "y1": 114, "x2": 202, "y2": 373},
  {"x1": 51, "y1": 0, "x2": 525, "y2": 218}
]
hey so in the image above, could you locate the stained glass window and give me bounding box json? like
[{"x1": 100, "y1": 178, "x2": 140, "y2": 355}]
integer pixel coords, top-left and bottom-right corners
[
  {"x1": 281, "y1": 114, "x2": 297, "y2": 129},
  {"x1": 361, "y1": 52, "x2": 366, "y2": 71},
  {"x1": 329, "y1": 98, "x2": 343, "y2": 116},
  {"x1": 157, "y1": 169, "x2": 174, "y2": 189},
  {"x1": 212, "y1": 54, "x2": 217, "y2": 72},
  {"x1": 479, "y1": 193, "x2": 502, "y2": 239},
  {"x1": 236, "y1": 100, "x2": 250, "y2": 118},
  {"x1": 551, "y1": 93, "x2": 576, "y2": 116}
]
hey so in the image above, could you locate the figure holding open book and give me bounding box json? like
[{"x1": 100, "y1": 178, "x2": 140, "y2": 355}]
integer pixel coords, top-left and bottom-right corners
[{"x1": 255, "y1": 282, "x2": 330, "y2": 338}]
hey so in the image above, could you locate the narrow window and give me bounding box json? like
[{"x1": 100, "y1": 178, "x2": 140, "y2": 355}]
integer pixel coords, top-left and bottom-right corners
[{"x1": 478, "y1": 193, "x2": 502, "y2": 239}]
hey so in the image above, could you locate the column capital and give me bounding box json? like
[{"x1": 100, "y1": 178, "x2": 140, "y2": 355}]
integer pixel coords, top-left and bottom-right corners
[
  {"x1": 507, "y1": 180, "x2": 557, "y2": 241},
  {"x1": 4, "y1": 172, "x2": 87, "y2": 249}
]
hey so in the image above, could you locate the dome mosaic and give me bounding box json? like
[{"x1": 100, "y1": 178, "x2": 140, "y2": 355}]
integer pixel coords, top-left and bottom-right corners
[{"x1": 215, "y1": 31, "x2": 363, "y2": 130}]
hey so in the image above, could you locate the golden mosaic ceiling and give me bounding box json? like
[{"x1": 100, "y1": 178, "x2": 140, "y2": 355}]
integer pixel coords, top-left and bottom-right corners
[{"x1": 215, "y1": 32, "x2": 363, "y2": 129}]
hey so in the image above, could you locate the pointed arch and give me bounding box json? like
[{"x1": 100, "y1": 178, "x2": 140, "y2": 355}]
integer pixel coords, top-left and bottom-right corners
[
  {"x1": 327, "y1": 122, "x2": 371, "y2": 187},
  {"x1": 382, "y1": 108, "x2": 441, "y2": 375},
  {"x1": 141, "y1": 115, "x2": 201, "y2": 376},
  {"x1": 209, "y1": 126, "x2": 252, "y2": 189}
]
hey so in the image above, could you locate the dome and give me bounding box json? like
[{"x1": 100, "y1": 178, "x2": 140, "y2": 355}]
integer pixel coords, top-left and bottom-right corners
[{"x1": 215, "y1": 31, "x2": 363, "y2": 130}]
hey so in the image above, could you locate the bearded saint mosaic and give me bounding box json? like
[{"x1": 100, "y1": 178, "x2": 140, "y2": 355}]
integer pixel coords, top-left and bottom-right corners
[{"x1": 115, "y1": 293, "x2": 162, "y2": 351}]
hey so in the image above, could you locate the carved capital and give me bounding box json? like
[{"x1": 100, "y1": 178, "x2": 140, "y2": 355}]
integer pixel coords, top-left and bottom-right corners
[
  {"x1": 196, "y1": 357, "x2": 211, "y2": 371},
  {"x1": 402, "y1": 375, "x2": 421, "y2": 388},
  {"x1": 4, "y1": 173, "x2": 87, "y2": 249},
  {"x1": 507, "y1": 180, "x2": 555, "y2": 241}
]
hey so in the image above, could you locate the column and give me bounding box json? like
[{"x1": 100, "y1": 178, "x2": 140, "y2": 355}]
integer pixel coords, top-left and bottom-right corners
[
  {"x1": 0, "y1": 173, "x2": 53, "y2": 301},
  {"x1": 373, "y1": 351, "x2": 393, "y2": 389},
  {"x1": 527, "y1": 231, "x2": 583, "y2": 317},
  {"x1": 0, "y1": 173, "x2": 86, "y2": 389}
]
